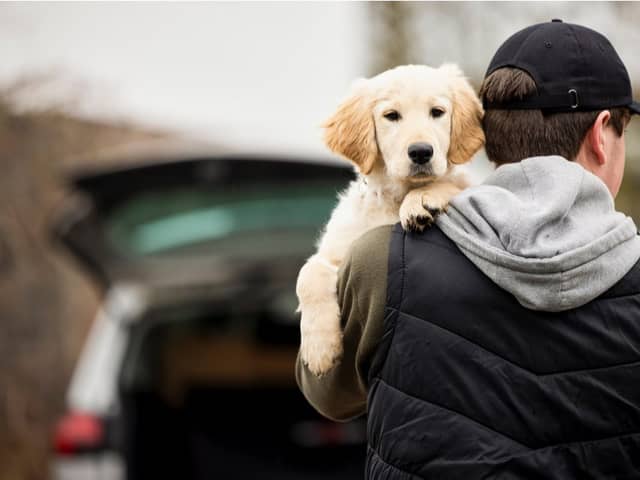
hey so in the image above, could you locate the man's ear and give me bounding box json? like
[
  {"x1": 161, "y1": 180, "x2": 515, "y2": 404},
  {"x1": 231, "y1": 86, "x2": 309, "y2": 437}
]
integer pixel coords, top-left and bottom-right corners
[
  {"x1": 588, "y1": 110, "x2": 611, "y2": 165},
  {"x1": 440, "y1": 64, "x2": 485, "y2": 165},
  {"x1": 322, "y1": 80, "x2": 379, "y2": 175}
]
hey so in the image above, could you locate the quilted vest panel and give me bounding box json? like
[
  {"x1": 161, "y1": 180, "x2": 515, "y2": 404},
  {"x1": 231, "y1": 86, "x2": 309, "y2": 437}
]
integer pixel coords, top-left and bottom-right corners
[{"x1": 366, "y1": 224, "x2": 640, "y2": 479}]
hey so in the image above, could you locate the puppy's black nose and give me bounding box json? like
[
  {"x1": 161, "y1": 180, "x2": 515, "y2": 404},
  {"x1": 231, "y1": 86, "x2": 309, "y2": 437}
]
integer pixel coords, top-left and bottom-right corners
[{"x1": 408, "y1": 143, "x2": 433, "y2": 164}]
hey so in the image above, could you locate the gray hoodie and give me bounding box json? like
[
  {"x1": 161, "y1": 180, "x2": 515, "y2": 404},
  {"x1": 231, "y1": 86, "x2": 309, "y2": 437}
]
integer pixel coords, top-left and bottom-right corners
[{"x1": 437, "y1": 155, "x2": 640, "y2": 312}]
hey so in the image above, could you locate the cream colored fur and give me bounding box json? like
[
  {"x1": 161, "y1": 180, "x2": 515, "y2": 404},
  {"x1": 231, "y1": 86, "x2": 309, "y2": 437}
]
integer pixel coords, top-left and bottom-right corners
[{"x1": 297, "y1": 64, "x2": 484, "y2": 376}]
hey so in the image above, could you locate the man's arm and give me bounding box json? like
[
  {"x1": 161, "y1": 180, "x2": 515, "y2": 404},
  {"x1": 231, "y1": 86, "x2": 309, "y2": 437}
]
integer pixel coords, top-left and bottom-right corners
[{"x1": 295, "y1": 225, "x2": 392, "y2": 421}]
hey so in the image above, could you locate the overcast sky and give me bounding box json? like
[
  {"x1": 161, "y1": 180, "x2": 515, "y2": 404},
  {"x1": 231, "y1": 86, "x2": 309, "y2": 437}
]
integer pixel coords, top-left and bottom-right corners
[
  {"x1": 0, "y1": 2, "x2": 367, "y2": 155},
  {"x1": 1, "y1": 2, "x2": 638, "y2": 161}
]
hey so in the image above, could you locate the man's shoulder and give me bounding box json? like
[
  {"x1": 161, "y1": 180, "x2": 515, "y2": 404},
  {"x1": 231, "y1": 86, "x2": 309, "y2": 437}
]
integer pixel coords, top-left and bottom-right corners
[
  {"x1": 337, "y1": 224, "x2": 394, "y2": 309},
  {"x1": 351, "y1": 224, "x2": 395, "y2": 256},
  {"x1": 343, "y1": 224, "x2": 394, "y2": 278}
]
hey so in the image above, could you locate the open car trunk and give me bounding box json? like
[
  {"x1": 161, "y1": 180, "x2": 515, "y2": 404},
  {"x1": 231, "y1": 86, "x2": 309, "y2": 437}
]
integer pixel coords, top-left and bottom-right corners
[
  {"x1": 120, "y1": 299, "x2": 366, "y2": 479},
  {"x1": 53, "y1": 154, "x2": 364, "y2": 478}
]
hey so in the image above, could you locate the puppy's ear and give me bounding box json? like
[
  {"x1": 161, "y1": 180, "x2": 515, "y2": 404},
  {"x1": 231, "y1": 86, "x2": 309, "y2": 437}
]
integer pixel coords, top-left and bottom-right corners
[
  {"x1": 322, "y1": 80, "x2": 379, "y2": 175},
  {"x1": 440, "y1": 64, "x2": 485, "y2": 165}
]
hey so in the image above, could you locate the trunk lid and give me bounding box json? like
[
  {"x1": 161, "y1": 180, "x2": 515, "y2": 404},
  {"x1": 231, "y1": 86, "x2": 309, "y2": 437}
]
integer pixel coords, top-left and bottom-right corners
[{"x1": 53, "y1": 155, "x2": 353, "y2": 288}]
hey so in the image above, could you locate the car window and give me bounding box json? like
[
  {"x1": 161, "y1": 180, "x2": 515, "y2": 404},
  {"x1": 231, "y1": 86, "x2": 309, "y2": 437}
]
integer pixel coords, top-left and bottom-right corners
[{"x1": 106, "y1": 182, "x2": 339, "y2": 258}]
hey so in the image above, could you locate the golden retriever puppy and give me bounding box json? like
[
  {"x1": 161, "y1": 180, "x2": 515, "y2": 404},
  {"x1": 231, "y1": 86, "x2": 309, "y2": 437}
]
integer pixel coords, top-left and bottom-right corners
[{"x1": 297, "y1": 64, "x2": 484, "y2": 376}]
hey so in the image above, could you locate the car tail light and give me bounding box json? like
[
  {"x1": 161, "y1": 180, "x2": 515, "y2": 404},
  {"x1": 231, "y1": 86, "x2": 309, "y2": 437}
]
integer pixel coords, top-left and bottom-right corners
[
  {"x1": 53, "y1": 411, "x2": 105, "y2": 455},
  {"x1": 290, "y1": 420, "x2": 366, "y2": 448}
]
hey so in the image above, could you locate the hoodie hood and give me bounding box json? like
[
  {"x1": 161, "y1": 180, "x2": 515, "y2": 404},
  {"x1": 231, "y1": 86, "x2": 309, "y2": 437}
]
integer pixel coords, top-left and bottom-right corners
[{"x1": 437, "y1": 156, "x2": 640, "y2": 312}]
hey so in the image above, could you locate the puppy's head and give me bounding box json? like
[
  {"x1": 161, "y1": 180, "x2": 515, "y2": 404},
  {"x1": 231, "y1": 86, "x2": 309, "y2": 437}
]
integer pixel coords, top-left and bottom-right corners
[{"x1": 323, "y1": 64, "x2": 484, "y2": 182}]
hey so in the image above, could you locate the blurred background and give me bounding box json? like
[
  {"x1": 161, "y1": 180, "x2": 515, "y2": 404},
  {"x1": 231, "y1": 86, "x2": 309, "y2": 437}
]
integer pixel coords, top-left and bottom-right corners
[{"x1": 1, "y1": 2, "x2": 639, "y2": 479}]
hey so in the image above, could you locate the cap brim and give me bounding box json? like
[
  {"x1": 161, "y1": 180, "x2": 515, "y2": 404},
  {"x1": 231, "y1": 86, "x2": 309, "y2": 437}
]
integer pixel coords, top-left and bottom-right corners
[{"x1": 630, "y1": 101, "x2": 640, "y2": 115}]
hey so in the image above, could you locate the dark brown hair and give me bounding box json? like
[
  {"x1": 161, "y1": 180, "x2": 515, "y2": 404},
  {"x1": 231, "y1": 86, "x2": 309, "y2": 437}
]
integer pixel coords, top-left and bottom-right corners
[{"x1": 479, "y1": 68, "x2": 631, "y2": 166}]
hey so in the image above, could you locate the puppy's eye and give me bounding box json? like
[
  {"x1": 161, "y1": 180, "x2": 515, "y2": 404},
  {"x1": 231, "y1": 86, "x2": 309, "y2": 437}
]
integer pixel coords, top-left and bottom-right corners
[
  {"x1": 431, "y1": 108, "x2": 446, "y2": 118},
  {"x1": 383, "y1": 111, "x2": 401, "y2": 121}
]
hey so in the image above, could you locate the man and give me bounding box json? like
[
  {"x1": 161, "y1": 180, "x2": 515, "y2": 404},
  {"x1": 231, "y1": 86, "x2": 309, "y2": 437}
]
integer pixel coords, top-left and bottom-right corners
[{"x1": 296, "y1": 20, "x2": 640, "y2": 478}]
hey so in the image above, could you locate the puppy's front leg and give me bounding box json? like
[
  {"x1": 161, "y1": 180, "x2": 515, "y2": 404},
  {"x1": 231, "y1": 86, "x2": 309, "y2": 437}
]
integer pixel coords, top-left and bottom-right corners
[
  {"x1": 400, "y1": 179, "x2": 465, "y2": 232},
  {"x1": 296, "y1": 254, "x2": 342, "y2": 376}
]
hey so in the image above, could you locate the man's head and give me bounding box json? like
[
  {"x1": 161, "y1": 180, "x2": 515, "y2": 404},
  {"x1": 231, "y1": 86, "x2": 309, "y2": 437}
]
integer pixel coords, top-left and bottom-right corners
[{"x1": 480, "y1": 20, "x2": 638, "y2": 196}]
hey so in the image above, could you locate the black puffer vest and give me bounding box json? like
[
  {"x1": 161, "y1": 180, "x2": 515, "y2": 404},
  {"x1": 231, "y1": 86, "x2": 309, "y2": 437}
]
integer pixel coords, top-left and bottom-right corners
[{"x1": 366, "y1": 224, "x2": 640, "y2": 479}]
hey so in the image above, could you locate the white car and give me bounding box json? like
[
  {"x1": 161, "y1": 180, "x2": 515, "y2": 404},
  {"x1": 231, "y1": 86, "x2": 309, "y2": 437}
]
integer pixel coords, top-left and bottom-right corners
[{"x1": 51, "y1": 154, "x2": 366, "y2": 479}]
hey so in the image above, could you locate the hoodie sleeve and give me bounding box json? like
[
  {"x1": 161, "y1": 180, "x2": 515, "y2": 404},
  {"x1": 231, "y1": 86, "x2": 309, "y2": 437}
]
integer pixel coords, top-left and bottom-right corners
[{"x1": 295, "y1": 225, "x2": 392, "y2": 421}]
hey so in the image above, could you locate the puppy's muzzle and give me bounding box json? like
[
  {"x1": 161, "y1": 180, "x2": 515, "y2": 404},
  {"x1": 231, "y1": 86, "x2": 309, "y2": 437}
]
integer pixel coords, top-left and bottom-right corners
[{"x1": 408, "y1": 142, "x2": 433, "y2": 165}]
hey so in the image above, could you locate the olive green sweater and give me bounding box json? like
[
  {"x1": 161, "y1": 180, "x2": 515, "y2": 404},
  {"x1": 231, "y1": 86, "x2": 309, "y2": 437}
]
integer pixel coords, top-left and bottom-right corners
[{"x1": 295, "y1": 225, "x2": 392, "y2": 421}]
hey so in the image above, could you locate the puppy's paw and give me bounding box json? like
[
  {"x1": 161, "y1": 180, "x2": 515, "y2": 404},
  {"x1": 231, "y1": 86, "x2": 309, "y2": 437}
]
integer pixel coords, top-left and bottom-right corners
[
  {"x1": 421, "y1": 196, "x2": 448, "y2": 219},
  {"x1": 400, "y1": 188, "x2": 451, "y2": 232},
  {"x1": 401, "y1": 212, "x2": 434, "y2": 232},
  {"x1": 300, "y1": 328, "x2": 343, "y2": 376},
  {"x1": 300, "y1": 303, "x2": 343, "y2": 376},
  {"x1": 400, "y1": 191, "x2": 435, "y2": 232}
]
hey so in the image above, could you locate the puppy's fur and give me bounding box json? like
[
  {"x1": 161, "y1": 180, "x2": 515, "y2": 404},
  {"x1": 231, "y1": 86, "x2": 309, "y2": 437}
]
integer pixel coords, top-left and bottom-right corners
[{"x1": 297, "y1": 64, "x2": 484, "y2": 376}]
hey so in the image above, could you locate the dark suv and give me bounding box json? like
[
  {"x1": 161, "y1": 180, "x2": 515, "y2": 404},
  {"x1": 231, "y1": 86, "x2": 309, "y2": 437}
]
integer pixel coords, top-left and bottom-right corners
[{"x1": 51, "y1": 154, "x2": 366, "y2": 479}]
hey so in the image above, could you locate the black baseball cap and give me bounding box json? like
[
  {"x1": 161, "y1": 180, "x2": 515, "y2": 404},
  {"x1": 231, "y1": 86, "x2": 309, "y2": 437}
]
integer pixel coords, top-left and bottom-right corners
[{"x1": 484, "y1": 19, "x2": 640, "y2": 114}]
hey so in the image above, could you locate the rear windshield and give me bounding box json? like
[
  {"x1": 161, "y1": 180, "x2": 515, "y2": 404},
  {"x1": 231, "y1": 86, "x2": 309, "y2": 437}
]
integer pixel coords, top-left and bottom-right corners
[{"x1": 106, "y1": 182, "x2": 340, "y2": 259}]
